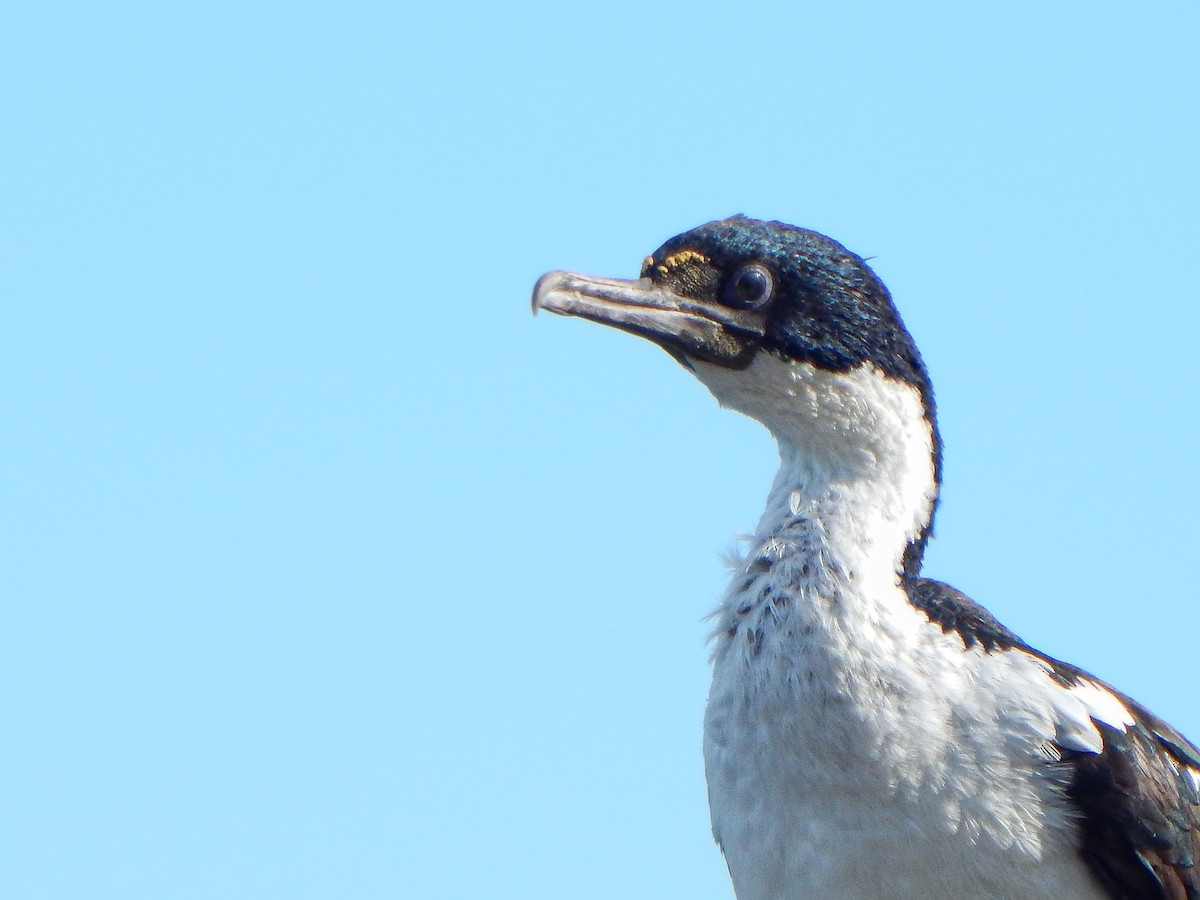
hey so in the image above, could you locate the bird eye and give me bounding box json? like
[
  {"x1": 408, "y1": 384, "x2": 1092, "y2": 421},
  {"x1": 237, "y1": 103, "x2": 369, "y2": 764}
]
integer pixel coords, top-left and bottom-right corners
[{"x1": 722, "y1": 263, "x2": 775, "y2": 309}]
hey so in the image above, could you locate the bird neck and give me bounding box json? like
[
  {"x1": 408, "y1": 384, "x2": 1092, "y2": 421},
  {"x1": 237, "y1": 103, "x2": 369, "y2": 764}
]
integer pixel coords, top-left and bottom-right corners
[
  {"x1": 712, "y1": 412, "x2": 939, "y2": 665},
  {"x1": 709, "y1": 407, "x2": 941, "y2": 700},
  {"x1": 753, "y1": 430, "x2": 935, "y2": 589},
  {"x1": 693, "y1": 355, "x2": 940, "y2": 579}
]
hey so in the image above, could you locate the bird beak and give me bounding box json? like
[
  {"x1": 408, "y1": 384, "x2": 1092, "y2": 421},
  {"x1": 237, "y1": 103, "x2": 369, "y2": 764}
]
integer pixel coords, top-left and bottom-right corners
[{"x1": 531, "y1": 270, "x2": 764, "y2": 369}]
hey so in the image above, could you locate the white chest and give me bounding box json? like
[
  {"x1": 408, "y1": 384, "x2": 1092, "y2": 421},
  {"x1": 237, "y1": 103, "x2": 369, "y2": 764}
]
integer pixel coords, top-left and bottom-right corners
[{"x1": 702, "y1": 558, "x2": 1103, "y2": 900}]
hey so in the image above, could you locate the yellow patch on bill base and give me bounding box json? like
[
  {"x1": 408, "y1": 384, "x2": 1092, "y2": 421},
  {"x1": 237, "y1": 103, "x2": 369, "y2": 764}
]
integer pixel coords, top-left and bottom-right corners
[{"x1": 656, "y1": 249, "x2": 709, "y2": 276}]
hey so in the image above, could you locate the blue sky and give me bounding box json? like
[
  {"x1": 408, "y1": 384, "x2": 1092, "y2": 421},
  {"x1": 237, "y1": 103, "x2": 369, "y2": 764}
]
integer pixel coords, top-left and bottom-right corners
[{"x1": 4, "y1": 2, "x2": 1199, "y2": 898}]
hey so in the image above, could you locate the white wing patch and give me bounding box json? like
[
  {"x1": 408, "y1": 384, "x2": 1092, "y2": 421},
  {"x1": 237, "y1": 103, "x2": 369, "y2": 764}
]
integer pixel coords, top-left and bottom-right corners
[
  {"x1": 1068, "y1": 680, "x2": 1135, "y2": 730},
  {"x1": 1039, "y1": 664, "x2": 1135, "y2": 754}
]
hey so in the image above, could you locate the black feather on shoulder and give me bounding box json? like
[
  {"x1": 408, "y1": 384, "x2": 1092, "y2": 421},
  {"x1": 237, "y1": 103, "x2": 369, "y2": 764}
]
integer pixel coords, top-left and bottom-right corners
[{"x1": 905, "y1": 577, "x2": 1025, "y2": 652}]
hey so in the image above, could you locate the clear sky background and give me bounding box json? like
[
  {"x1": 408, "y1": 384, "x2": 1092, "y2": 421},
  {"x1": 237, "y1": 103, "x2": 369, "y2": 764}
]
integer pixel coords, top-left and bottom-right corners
[{"x1": 4, "y1": 2, "x2": 1199, "y2": 898}]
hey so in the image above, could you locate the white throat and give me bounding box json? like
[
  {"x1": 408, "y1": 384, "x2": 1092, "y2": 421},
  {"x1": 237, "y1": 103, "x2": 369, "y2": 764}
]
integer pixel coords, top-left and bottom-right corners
[{"x1": 691, "y1": 353, "x2": 938, "y2": 579}]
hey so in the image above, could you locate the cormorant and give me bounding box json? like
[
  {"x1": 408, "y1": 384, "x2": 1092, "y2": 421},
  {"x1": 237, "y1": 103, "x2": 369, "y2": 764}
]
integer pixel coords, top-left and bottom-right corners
[{"x1": 532, "y1": 216, "x2": 1200, "y2": 899}]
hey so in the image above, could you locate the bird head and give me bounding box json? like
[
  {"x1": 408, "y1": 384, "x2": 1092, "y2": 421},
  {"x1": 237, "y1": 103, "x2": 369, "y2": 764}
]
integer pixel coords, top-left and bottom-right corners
[{"x1": 533, "y1": 216, "x2": 942, "y2": 568}]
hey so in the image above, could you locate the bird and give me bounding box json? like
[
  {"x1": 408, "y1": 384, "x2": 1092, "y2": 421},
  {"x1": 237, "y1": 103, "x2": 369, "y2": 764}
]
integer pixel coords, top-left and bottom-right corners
[{"x1": 531, "y1": 216, "x2": 1200, "y2": 900}]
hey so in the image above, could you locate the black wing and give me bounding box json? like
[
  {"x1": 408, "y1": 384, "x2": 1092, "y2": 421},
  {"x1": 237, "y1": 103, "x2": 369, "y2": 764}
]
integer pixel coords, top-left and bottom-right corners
[
  {"x1": 907, "y1": 577, "x2": 1200, "y2": 899},
  {"x1": 1050, "y1": 665, "x2": 1200, "y2": 900}
]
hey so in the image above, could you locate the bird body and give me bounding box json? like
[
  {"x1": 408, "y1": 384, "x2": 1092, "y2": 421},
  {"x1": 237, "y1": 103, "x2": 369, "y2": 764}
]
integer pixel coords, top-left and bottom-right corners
[
  {"x1": 700, "y1": 359, "x2": 1106, "y2": 899},
  {"x1": 533, "y1": 217, "x2": 1200, "y2": 898}
]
